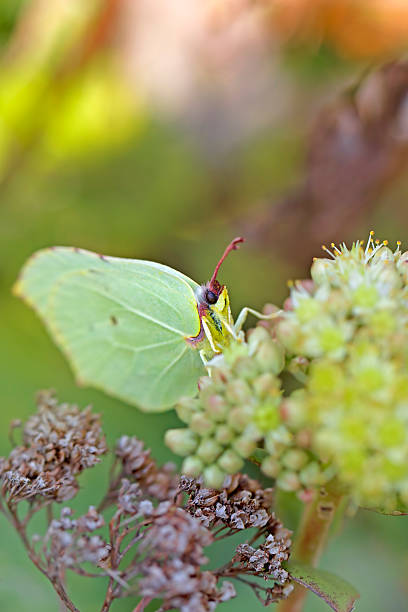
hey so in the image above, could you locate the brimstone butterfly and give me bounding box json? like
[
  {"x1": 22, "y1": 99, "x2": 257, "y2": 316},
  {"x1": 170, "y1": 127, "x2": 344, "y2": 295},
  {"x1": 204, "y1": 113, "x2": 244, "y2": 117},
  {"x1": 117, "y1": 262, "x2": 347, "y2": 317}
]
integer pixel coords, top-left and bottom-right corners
[{"x1": 14, "y1": 238, "x2": 271, "y2": 412}]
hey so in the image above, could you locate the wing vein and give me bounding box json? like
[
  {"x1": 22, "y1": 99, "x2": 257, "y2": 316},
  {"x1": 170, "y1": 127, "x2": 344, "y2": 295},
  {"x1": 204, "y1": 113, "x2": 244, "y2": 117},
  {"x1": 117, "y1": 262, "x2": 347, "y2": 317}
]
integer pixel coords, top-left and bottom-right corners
[
  {"x1": 154, "y1": 344, "x2": 189, "y2": 387},
  {"x1": 59, "y1": 282, "x2": 187, "y2": 336}
]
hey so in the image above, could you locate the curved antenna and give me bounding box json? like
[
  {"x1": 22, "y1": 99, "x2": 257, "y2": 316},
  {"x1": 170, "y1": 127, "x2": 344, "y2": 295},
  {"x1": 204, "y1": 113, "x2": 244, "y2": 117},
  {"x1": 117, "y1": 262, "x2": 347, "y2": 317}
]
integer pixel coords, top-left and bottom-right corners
[{"x1": 210, "y1": 237, "x2": 245, "y2": 286}]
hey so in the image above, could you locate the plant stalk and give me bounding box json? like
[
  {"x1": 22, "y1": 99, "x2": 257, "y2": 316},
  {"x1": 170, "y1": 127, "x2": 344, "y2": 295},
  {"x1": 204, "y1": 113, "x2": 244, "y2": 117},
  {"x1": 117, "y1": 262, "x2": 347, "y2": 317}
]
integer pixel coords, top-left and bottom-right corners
[{"x1": 277, "y1": 488, "x2": 344, "y2": 612}]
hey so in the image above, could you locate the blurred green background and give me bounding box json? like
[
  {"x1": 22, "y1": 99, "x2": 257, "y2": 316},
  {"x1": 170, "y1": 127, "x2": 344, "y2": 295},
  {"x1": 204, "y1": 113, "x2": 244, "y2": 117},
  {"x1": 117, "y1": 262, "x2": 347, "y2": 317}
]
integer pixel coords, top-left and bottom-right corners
[{"x1": 2, "y1": 1, "x2": 408, "y2": 611}]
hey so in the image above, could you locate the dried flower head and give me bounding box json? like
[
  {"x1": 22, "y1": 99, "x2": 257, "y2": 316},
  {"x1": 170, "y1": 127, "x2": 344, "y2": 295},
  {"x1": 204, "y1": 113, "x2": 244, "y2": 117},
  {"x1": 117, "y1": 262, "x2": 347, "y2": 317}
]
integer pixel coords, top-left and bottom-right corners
[
  {"x1": 115, "y1": 435, "x2": 178, "y2": 500},
  {"x1": 0, "y1": 391, "x2": 107, "y2": 502},
  {"x1": 140, "y1": 503, "x2": 236, "y2": 611},
  {"x1": 1, "y1": 393, "x2": 293, "y2": 612},
  {"x1": 43, "y1": 506, "x2": 110, "y2": 572},
  {"x1": 179, "y1": 473, "x2": 293, "y2": 605},
  {"x1": 181, "y1": 472, "x2": 274, "y2": 530}
]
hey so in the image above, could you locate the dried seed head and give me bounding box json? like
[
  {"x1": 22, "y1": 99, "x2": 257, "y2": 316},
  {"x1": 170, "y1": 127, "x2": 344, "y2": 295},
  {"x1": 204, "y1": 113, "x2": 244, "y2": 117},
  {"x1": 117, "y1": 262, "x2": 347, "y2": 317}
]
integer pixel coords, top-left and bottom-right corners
[
  {"x1": 139, "y1": 504, "x2": 235, "y2": 611},
  {"x1": 0, "y1": 391, "x2": 107, "y2": 502},
  {"x1": 115, "y1": 435, "x2": 178, "y2": 500}
]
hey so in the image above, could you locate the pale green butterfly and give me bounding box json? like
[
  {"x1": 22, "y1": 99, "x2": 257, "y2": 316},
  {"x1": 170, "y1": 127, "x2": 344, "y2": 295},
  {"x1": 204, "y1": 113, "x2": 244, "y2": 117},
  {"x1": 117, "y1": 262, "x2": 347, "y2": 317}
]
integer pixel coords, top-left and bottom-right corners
[{"x1": 13, "y1": 238, "x2": 272, "y2": 412}]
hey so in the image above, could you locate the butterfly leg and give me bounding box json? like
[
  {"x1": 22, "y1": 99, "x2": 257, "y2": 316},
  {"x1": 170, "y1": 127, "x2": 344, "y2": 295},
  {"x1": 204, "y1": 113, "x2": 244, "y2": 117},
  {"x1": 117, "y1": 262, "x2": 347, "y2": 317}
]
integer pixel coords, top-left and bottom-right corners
[
  {"x1": 199, "y1": 350, "x2": 209, "y2": 366},
  {"x1": 202, "y1": 318, "x2": 219, "y2": 354},
  {"x1": 234, "y1": 307, "x2": 282, "y2": 334}
]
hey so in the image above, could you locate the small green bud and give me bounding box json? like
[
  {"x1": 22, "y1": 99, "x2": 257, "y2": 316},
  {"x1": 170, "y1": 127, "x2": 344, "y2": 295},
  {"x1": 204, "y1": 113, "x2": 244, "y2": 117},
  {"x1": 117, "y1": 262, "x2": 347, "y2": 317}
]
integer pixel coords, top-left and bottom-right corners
[
  {"x1": 224, "y1": 342, "x2": 249, "y2": 366},
  {"x1": 225, "y1": 379, "x2": 252, "y2": 404},
  {"x1": 352, "y1": 283, "x2": 378, "y2": 309},
  {"x1": 204, "y1": 394, "x2": 229, "y2": 422},
  {"x1": 233, "y1": 356, "x2": 260, "y2": 381},
  {"x1": 197, "y1": 438, "x2": 223, "y2": 464},
  {"x1": 276, "y1": 319, "x2": 301, "y2": 353},
  {"x1": 215, "y1": 424, "x2": 235, "y2": 445},
  {"x1": 253, "y1": 400, "x2": 281, "y2": 432},
  {"x1": 164, "y1": 428, "x2": 198, "y2": 456},
  {"x1": 296, "y1": 297, "x2": 321, "y2": 323},
  {"x1": 176, "y1": 397, "x2": 201, "y2": 424},
  {"x1": 242, "y1": 423, "x2": 263, "y2": 442},
  {"x1": 190, "y1": 413, "x2": 215, "y2": 436},
  {"x1": 396, "y1": 251, "x2": 408, "y2": 280},
  {"x1": 218, "y1": 449, "x2": 244, "y2": 474},
  {"x1": 310, "y1": 258, "x2": 332, "y2": 284},
  {"x1": 261, "y1": 456, "x2": 280, "y2": 478},
  {"x1": 378, "y1": 420, "x2": 405, "y2": 447},
  {"x1": 182, "y1": 455, "x2": 204, "y2": 477},
  {"x1": 255, "y1": 340, "x2": 285, "y2": 374},
  {"x1": 299, "y1": 462, "x2": 323, "y2": 487},
  {"x1": 318, "y1": 324, "x2": 346, "y2": 354},
  {"x1": 203, "y1": 465, "x2": 226, "y2": 489},
  {"x1": 233, "y1": 435, "x2": 256, "y2": 458},
  {"x1": 369, "y1": 310, "x2": 396, "y2": 336},
  {"x1": 227, "y1": 406, "x2": 253, "y2": 432},
  {"x1": 277, "y1": 470, "x2": 301, "y2": 491},
  {"x1": 247, "y1": 327, "x2": 270, "y2": 354},
  {"x1": 282, "y1": 449, "x2": 309, "y2": 471},
  {"x1": 310, "y1": 362, "x2": 343, "y2": 394},
  {"x1": 264, "y1": 427, "x2": 293, "y2": 454},
  {"x1": 253, "y1": 372, "x2": 278, "y2": 399}
]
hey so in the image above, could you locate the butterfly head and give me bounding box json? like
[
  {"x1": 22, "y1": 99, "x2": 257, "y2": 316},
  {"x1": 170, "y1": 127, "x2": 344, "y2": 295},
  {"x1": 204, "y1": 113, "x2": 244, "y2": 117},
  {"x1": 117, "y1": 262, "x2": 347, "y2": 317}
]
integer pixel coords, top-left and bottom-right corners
[{"x1": 189, "y1": 237, "x2": 244, "y2": 354}]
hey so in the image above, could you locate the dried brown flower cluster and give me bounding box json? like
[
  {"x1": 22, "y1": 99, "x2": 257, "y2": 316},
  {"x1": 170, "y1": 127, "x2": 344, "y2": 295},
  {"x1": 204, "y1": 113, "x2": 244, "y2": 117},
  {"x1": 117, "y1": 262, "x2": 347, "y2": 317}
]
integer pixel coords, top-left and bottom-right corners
[
  {"x1": 0, "y1": 391, "x2": 107, "y2": 502},
  {"x1": 0, "y1": 392, "x2": 293, "y2": 612},
  {"x1": 181, "y1": 473, "x2": 275, "y2": 530},
  {"x1": 139, "y1": 504, "x2": 235, "y2": 612},
  {"x1": 115, "y1": 435, "x2": 178, "y2": 500},
  {"x1": 180, "y1": 474, "x2": 293, "y2": 606}
]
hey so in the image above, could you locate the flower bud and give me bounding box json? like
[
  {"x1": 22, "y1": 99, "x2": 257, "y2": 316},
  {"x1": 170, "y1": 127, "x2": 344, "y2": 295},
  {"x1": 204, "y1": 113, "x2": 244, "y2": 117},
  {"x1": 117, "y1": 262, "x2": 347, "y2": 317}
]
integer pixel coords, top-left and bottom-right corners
[
  {"x1": 203, "y1": 465, "x2": 226, "y2": 489},
  {"x1": 298, "y1": 462, "x2": 323, "y2": 487},
  {"x1": 190, "y1": 413, "x2": 215, "y2": 436},
  {"x1": 164, "y1": 429, "x2": 198, "y2": 456},
  {"x1": 204, "y1": 394, "x2": 229, "y2": 422},
  {"x1": 227, "y1": 406, "x2": 253, "y2": 432},
  {"x1": 225, "y1": 379, "x2": 252, "y2": 404},
  {"x1": 254, "y1": 400, "x2": 281, "y2": 432},
  {"x1": 252, "y1": 372, "x2": 279, "y2": 399},
  {"x1": 218, "y1": 449, "x2": 244, "y2": 474},
  {"x1": 215, "y1": 425, "x2": 235, "y2": 445},
  {"x1": 176, "y1": 397, "x2": 201, "y2": 424},
  {"x1": 310, "y1": 258, "x2": 333, "y2": 284},
  {"x1": 182, "y1": 456, "x2": 204, "y2": 477},
  {"x1": 247, "y1": 326, "x2": 270, "y2": 354},
  {"x1": 233, "y1": 435, "x2": 256, "y2": 458},
  {"x1": 255, "y1": 340, "x2": 285, "y2": 374},
  {"x1": 197, "y1": 438, "x2": 223, "y2": 464},
  {"x1": 261, "y1": 456, "x2": 280, "y2": 478},
  {"x1": 282, "y1": 449, "x2": 309, "y2": 471},
  {"x1": 277, "y1": 470, "x2": 301, "y2": 492}
]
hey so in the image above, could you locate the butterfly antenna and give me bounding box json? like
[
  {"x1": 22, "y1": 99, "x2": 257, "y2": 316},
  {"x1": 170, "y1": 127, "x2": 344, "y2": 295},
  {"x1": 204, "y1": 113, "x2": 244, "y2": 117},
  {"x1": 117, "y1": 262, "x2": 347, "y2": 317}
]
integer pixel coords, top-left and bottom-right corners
[{"x1": 210, "y1": 237, "x2": 245, "y2": 286}]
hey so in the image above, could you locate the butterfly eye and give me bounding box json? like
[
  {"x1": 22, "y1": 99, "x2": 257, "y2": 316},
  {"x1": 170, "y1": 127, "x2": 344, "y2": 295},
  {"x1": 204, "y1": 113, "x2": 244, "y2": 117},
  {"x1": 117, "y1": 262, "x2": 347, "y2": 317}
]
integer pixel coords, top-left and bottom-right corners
[{"x1": 205, "y1": 290, "x2": 217, "y2": 304}]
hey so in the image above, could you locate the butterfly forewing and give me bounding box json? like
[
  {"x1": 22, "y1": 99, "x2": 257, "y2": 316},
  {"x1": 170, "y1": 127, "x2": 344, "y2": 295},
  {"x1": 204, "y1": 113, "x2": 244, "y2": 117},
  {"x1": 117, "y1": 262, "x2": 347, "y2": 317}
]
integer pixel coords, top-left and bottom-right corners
[{"x1": 14, "y1": 247, "x2": 204, "y2": 411}]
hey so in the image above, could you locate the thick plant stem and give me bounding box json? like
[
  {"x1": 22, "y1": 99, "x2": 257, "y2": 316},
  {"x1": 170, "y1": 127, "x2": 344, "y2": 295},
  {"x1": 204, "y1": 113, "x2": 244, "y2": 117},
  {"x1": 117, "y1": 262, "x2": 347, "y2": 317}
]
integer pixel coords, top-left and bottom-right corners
[{"x1": 278, "y1": 488, "x2": 344, "y2": 612}]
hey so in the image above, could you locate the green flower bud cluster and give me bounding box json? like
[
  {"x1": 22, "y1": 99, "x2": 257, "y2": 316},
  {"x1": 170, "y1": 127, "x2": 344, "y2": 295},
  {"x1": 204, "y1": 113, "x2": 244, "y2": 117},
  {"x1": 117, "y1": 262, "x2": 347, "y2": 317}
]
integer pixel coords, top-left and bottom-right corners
[
  {"x1": 166, "y1": 327, "x2": 288, "y2": 489},
  {"x1": 278, "y1": 234, "x2": 408, "y2": 511}
]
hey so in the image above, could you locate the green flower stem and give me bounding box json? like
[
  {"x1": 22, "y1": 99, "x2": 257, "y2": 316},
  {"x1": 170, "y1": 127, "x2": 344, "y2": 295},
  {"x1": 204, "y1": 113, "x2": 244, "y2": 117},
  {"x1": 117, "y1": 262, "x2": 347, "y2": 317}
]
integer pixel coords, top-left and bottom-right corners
[{"x1": 278, "y1": 488, "x2": 344, "y2": 612}]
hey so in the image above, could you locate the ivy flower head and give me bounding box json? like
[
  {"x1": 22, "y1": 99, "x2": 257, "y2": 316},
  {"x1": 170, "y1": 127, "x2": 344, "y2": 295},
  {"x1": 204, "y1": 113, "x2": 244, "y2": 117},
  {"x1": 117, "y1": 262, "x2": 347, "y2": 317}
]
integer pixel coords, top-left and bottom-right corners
[{"x1": 278, "y1": 233, "x2": 408, "y2": 511}]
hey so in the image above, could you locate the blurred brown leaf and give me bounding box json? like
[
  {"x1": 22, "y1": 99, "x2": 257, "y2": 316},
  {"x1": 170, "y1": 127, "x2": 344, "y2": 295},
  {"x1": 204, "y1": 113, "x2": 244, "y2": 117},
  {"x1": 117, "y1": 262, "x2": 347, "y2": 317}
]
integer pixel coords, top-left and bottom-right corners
[{"x1": 244, "y1": 62, "x2": 408, "y2": 266}]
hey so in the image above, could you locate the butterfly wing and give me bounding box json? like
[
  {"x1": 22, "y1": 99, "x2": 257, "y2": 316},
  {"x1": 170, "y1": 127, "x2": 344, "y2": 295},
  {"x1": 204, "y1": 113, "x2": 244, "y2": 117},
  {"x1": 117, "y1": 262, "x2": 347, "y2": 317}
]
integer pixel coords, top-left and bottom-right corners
[{"x1": 14, "y1": 247, "x2": 204, "y2": 411}]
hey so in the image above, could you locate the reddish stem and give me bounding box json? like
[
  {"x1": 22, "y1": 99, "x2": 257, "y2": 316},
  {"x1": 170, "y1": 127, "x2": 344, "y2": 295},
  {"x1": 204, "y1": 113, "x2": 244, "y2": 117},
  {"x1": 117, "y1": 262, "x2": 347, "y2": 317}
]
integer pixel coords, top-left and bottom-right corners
[{"x1": 133, "y1": 597, "x2": 153, "y2": 612}]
